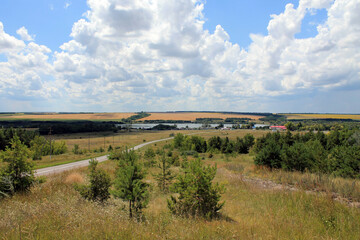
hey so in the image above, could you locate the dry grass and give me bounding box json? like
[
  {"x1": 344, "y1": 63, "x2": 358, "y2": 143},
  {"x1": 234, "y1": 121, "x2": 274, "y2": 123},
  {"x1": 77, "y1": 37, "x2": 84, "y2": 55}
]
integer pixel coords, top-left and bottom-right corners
[
  {"x1": 0, "y1": 113, "x2": 135, "y2": 120},
  {"x1": 284, "y1": 114, "x2": 360, "y2": 120},
  {"x1": 1, "y1": 155, "x2": 360, "y2": 239},
  {"x1": 249, "y1": 167, "x2": 360, "y2": 203},
  {"x1": 141, "y1": 112, "x2": 264, "y2": 121},
  {"x1": 64, "y1": 173, "x2": 85, "y2": 184}
]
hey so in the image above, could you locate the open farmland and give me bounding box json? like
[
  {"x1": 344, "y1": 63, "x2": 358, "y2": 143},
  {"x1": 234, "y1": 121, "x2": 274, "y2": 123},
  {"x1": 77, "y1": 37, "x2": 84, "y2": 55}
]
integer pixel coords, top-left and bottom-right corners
[
  {"x1": 0, "y1": 113, "x2": 135, "y2": 121},
  {"x1": 141, "y1": 112, "x2": 264, "y2": 121},
  {"x1": 284, "y1": 113, "x2": 360, "y2": 120}
]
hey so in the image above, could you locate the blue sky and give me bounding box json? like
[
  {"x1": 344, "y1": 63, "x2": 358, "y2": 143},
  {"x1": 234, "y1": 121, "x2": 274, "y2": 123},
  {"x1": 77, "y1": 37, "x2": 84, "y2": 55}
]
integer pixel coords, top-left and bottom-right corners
[
  {"x1": 0, "y1": 0, "x2": 326, "y2": 50},
  {"x1": 0, "y1": 0, "x2": 359, "y2": 113},
  {"x1": 0, "y1": 0, "x2": 88, "y2": 51}
]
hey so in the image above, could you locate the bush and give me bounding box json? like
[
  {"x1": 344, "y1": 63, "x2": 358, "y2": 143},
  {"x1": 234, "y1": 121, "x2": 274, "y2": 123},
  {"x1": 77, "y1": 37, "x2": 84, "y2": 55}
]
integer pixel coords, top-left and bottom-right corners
[
  {"x1": 75, "y1": 159, "x2": 111, "y2": 203},
  {"x1": 73, "y1": 144, "x2": 81, "y2": 154},
  {"x1": 52, "y1": 141, "x2": 68, "y2": 155},
  {"x1": 0, "y1": 176, "x2": 14, "y2": 198},
  {"x1": 0, "y1": 136, "x2": 35, "y2": 194},
  {"x1": 328, "y1": 146, "x2": 360, "y2": 178},
  {"x1": 144, "y1": 148, "x2": 157, "y2": 167},
  {"x1": 107, "y1": 145, "x2": 113, "y2": 152},
  {"x1": 30, "y1": 135, "x2": 46, "y2": 160},
  {"x1": 144, "y1": 148, "x2": 156, "y2": 159},
  {"x1": 253, "y1": 130, "x2": 360, "y2": 178},
  {"x1": 281, "y1": 142, "x2": 313, "y2": 172},
  {"x1": 168, "y1": 159, "x2": 225, "y2": 219},
  {"x1": 254, "y1": 139, "x2": 282, "y2": 169},
  {"x1": 170, "y1": 152, "x2": 180, "y2": 166}
]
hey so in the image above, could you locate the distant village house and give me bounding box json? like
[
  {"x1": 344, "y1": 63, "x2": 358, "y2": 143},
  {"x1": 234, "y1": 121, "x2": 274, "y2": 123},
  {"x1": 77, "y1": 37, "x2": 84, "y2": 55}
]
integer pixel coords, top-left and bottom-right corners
[{"x1": 270, "y1": 126, "x2": 287, "y2": 131}]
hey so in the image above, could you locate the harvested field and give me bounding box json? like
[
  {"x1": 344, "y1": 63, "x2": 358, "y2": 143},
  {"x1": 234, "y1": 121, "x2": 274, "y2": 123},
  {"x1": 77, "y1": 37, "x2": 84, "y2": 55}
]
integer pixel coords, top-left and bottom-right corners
[
  {"x1": 0, "y1": 113, "x2": 135, "y2": 120},
  {"x1": 141, "y1": 112, "x2": 263, "y2": 121},
  {"x1": 284, "y1": 114, "x2": 360, "y2": 120}
]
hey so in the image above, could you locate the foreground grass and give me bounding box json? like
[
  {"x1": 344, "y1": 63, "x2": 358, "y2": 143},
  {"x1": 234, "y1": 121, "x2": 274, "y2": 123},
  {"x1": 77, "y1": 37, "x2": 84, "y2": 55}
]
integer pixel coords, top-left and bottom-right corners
[{"x1": 1, "y1": 154, "x2": 360, "y2": 239}]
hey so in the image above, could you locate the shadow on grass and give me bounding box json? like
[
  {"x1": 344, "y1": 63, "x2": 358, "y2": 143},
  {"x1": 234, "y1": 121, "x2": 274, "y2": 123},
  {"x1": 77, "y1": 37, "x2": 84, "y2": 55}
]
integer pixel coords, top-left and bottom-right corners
[{"x1": 217, "y1": 213, "x2": 237, "y2": 223}]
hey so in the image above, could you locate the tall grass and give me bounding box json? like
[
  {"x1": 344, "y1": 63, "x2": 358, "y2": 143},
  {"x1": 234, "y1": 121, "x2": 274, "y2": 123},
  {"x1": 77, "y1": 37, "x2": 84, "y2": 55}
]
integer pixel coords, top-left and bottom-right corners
[
  {"x1": 267, "y1": 170, "x2": 360, "y2": 203},
  {"x1": 1, "y1": 154, "x2": 360, "y2": 239}
]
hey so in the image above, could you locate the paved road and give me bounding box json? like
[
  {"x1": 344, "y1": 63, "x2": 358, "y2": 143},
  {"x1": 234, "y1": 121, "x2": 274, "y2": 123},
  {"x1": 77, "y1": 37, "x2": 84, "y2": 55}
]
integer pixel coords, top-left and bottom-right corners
[{"x1": 35, "y1": 137, "x2": 174, "y2": 176}]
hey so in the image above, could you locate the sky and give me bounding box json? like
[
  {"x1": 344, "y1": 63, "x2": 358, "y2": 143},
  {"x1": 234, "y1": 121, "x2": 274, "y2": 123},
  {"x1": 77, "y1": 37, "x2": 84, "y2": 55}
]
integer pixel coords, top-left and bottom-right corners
[{"x1": 0, "y1": 0, "x2": 359, "y2": 113}]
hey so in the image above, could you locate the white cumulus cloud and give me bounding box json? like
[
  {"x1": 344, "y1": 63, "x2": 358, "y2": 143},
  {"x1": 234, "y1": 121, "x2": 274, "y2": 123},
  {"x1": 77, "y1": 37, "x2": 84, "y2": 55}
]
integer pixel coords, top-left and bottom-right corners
[
  {"x1": 1, "y1": 0, "x2": 360, "y2": 112},
  {"x1": 16, "y1": 26, "x2": 35, "y2": 41}
]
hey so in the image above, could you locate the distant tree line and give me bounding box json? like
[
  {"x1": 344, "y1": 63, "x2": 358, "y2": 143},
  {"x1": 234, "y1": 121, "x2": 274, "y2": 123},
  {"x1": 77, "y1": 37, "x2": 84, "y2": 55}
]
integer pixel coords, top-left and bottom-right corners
[
  {"x1": 195, "y1": 118, "x2": 252, "y2": 124},
  {"x1": 254, "y1": 129, "x2": 360, "y2": 178},
  {"x1": 0, "y1": 121, "x2": 118, "y2": 135},
  {"x1": 195, "y1": 118, "x2": 223, "y2": 123},
  {"x1": 224, "y1": 118, "x2": 252, "y2": 123},
  {"x1": 151, "y1": 124, "x2": 177, "y2": 130},
  {"x1": 259, "y1": 114, "x2": 287, "y2": 122},
  {"x1": 122, "y1": 112, "x2": 151, "y2": 123},
  {"x1": 141, "y1": 117, "x2": 254, "y2": 124},
  {"x1": 285, "y1": 121, "x2": 360, "y2": 132},
  {"x1": 37, "y1": 122, "x2": 117, "y2": 135},
  {"x1": 143, "y1": 120, "x2": 192, "y2": 123}
]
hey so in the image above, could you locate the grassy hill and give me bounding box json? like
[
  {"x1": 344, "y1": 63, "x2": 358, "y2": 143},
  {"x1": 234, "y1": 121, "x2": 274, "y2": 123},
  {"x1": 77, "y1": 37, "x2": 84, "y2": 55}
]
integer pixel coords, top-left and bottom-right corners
[{"x1": 1, "y1": 131, "x2": 360, "y2": 239}]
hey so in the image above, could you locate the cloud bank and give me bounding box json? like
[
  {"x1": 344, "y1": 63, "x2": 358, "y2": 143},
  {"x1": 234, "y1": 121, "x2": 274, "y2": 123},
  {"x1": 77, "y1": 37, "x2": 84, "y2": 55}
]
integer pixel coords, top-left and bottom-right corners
[{"x1": 0, "y1": 0, "x2": 359, "y2": 112}]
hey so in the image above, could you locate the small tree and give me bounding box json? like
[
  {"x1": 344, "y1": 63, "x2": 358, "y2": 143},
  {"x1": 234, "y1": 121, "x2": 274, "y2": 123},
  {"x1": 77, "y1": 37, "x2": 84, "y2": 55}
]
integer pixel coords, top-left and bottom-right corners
[
  {"x1": 254, "y1": 138, "x2": 282, "y2": 169},
  {"x1": 144, "y1": 147, "x2": 155, "y2": 160},
  {"x1": 30, "y1": 135, "x2": 46, "y2": 160},
  {"x1": 0, "y1": 176, "x2": 14, "y2": 199},
  {"x1": 153, "y1": 153, "x2": 175, "y2": 192},
  {"x1": 75, "y1": 159, "x2": 111, "y2": 203},
  {"x1": 112, "y1": 150, "x2": 149, "y2": 219},
  {"x1": 173, "y1": 133, "x2": 185, "y2": 148},
  {"x1": 168, "y1": 159, "x2": 225, "y2": 219},
  {"x1": 107, "y1": 145, "x2": 113, "y2": 152},
  {"x1": 73, "y1": 144, "x2": 81, "y2": 154},
  {"x1": 0, "y1": 136, "x2": 34, "y2": 193},
  {"x1": 144, "y1": 147, "x2": 156, "y2": 167},
  {"x1": 243, "y1": 134, "x2": 255, "y2": 151}
]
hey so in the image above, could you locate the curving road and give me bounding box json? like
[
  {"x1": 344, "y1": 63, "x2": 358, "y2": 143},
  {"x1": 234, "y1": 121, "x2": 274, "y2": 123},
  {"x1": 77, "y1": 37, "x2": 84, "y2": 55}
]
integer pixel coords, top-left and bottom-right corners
[{"x1": 34, "y1": 137, "x2": 174, "y2": 176}]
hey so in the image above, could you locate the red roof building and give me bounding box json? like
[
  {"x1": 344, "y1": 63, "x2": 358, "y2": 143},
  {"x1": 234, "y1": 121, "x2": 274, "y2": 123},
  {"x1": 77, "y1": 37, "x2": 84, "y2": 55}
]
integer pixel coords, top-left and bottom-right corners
[{"x1": 270, "y1": 126, "x2": 287, "y2": 131}]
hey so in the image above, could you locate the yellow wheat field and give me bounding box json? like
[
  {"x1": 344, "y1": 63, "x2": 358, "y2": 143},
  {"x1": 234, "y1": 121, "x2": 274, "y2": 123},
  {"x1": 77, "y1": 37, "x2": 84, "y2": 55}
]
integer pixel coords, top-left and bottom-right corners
[
  {"x1": 0, "y1": 113, "x2": 135, "y2": 120},
  {"x1": 284, "y1": 114, "x2": 360, "y2": 120}
]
